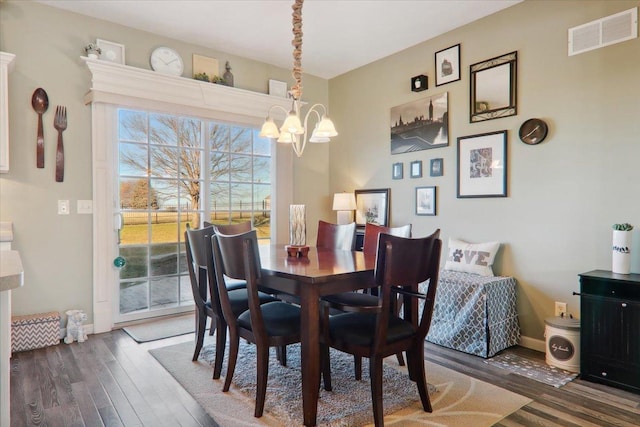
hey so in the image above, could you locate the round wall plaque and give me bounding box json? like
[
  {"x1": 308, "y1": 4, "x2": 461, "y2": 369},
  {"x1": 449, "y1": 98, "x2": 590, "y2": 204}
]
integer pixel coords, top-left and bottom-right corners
[{"x1": 519, "y1": 118, "x2": 548, "y2": 145}]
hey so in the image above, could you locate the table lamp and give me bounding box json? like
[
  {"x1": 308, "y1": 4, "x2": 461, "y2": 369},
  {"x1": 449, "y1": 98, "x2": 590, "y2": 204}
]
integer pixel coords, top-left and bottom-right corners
[{"x1": 332, "y1": 193, "x2": 356, "y2": 225}]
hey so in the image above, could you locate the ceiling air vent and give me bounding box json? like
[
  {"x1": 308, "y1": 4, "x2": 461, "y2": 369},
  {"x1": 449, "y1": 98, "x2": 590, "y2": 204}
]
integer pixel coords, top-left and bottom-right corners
[{"x1": 568, "y1": 7, "x2": 638, "y2": 56}]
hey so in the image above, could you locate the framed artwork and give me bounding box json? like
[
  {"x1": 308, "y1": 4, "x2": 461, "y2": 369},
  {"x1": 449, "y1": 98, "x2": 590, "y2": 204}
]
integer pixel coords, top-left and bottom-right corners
[
  {"x1": 416, "y1": 186, "x2": 436, "y2": 216},
  {"x1": 457, "y1": 130, "x2": 508, "y2": 198},
  {"x1": 193, "y1": 54, "x2": 219, "y2": 79},
  {"x1": 390, "y1": 92, "x2": 448, "y2": 154},
  {"x1": 470, "y1": 51, "x2": 517, "y2": 122},
  {"x1": 97, "y1": 39, "x2": 125, "y2": 64},
  {"x1": 410, "y1": 160, "x2": 423, "y2": 178},
  {"x1": 392, "y1": 162, "x2": 403, "y2": 180},
  {"x1": 435, "y1": 44, "x2": 461, "y2": 86},
  {"x1": 355, "y1": 188, "x2": 390, "y2": 227},
  {"x1": 268, "y1": 79, "x2": 288, "y2": 97},
  {"x1": 430, "y1": 158, "x2": 443, "y2": 176}
]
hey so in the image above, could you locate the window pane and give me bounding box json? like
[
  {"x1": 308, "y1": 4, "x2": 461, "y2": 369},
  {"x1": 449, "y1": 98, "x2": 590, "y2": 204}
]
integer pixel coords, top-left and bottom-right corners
[
  {"x1": 150, "y1": 113, "x2": 179, "y2": 146},
  {"x1": 150, "y1": 276, "x2": 179, "y2": 309},
  {"x1": 253, "y1": 156, "x2": 270, "y2": 183},
  {"x1": 150, "y1": 244, "x2": 178, "y2": 276},
  {"x1": 119, "y1": 143, "x2": 148, "y2": 177},
  {"x1": 150, "y1": 216, "x2": 179, "y2": 244},
  {"x1": 119, "y1": 246, "x2": 148, "y2": 279},
  {"x1": 209, "y1": 123, "x2": 229, "y2": 152},
  {"x1": 231, "y1": 183, "x2": 252, "y2": 211},
  {"x1": 230, "y1": 154, "x2": 252, "y2": 182},
  {"x1": 210, "y1": 182, "x2": 230, "y2": 211},
  {"x1": 180, "y1": 275, "x2": 193, "y2": 303},
  {"x1": 120, "y1": 280, "x2": 148, "y2": 313},
  {"x1": 178, "y1": 118, "x2": 201, "y2": 148},
  {"x1": 230, "y1": 127, "x2": 252, "y2": 154},
  {"x1": 152, "y1": 179, "x2": 179, "y2": 211},
  {"x1": 120, "y1": 178, "x2": 152, "y2": 210},
  {"x1": 119, "y1": 110, "x2": 147, "y2": 142},
  {"x1": 253, "y1": 132, "x2": 271, "y2": 156},
  {"x1": 121, "y1": 213, "x2": 150, "y2": 245},
  {"x1": 180, "y1": 148, "x2": 202, "y2": 181},
  {"x1": 150, "y1": 146, "x2": 179, "y2": 178},
  {"x1": 179, "y1": 180, "x2": 201, "y2": 210},
  {"x1": 211, "y1": 152, "x2": 229, "y2": 182}
]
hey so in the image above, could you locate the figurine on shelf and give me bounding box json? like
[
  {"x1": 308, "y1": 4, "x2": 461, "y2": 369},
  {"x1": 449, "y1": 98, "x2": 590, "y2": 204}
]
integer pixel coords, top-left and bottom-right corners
[
  {"x1": 84, "y1": 43, "x2": 101, "y2": 59},
  {"x1": 223, "y1": 61, "x2": 234, "y2": 87}
]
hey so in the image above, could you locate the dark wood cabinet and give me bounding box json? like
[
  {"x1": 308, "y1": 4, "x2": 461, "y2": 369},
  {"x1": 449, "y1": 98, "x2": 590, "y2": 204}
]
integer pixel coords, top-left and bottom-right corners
[{"x1": 578, "y1": 270, "x2": 640, "y2": 394}]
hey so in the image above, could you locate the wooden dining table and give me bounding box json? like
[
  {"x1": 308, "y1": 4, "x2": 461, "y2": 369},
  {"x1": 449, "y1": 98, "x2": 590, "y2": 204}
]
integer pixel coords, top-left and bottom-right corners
[{"x1": 259, "y1": 244, "x2": 376, "y2": 426}]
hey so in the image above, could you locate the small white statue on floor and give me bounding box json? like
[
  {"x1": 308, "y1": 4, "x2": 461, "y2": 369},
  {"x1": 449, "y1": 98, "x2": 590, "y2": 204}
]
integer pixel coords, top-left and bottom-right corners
[{"x1": 64, "y1": 309, "x2": 88, "y2": 344}]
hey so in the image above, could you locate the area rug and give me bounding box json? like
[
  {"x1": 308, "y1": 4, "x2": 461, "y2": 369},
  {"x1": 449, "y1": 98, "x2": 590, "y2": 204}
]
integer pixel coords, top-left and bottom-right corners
[
  {"x1": 123, "y1": 314, "x2": 196, "y2": 343},
  {"x1": 150, "y1": 336, "x2": 531, "y2": 426},
  {"x1": 484, "y1": 352, "x2": 578, "y2": 388}
]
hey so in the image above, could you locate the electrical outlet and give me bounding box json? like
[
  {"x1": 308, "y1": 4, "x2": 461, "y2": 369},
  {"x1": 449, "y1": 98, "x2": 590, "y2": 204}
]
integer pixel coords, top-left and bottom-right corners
[
  {"x1": 555, "y1": 301, "x2": 567, "y2": 317},
  {"x1": 58, "y1": 200, "x2": 70, "y2": 215}
]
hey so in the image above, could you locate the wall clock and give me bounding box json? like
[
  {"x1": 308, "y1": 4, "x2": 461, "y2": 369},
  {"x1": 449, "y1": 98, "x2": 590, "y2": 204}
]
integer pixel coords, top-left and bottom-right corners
[
  {"x1": 150, "y1": 47, "x2": 184, "y2": 76},
  {"x1": 519, "y1": 118, "x2": 548, "y2": 145}
]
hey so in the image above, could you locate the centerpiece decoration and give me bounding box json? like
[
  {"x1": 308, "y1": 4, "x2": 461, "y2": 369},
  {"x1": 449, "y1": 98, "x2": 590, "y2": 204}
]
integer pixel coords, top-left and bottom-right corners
[{"x1": 287, "y1": 204, "x2": 309, "y2": 258}]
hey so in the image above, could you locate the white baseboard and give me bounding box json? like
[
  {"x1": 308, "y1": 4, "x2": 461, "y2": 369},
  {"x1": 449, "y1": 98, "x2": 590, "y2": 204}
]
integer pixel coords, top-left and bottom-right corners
[{"x1": 519, "y1": 335, "x2": 545, "y2": 353}]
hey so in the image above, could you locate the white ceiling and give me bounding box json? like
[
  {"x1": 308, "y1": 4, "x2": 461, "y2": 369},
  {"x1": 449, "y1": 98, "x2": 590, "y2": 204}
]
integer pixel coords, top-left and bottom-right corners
[{"x1": 38, "y1": 0, "x2": 522, "y2": 79}]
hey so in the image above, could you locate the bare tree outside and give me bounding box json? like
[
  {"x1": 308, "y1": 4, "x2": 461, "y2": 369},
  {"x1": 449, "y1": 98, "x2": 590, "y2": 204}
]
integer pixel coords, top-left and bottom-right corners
[{"x1": 119, "y1": 112, "x2": 257, "y2": 227}]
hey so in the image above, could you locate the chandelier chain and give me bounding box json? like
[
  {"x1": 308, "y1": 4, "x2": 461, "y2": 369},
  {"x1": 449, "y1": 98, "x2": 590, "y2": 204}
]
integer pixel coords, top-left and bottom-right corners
[{"x1": 291, "y1": 0, "x2": 303, "y2": 100}]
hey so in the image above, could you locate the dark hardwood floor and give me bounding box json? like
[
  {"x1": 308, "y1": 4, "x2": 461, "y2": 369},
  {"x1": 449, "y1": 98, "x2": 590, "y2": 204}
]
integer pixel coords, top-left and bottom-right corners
[{"x1": 10, "y1": 328, "x2": 640, "y2": 426}]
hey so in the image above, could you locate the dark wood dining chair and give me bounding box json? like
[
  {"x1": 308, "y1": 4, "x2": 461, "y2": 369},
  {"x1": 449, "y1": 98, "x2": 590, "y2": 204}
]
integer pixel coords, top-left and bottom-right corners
[
  {"x1": 205, "y1": 220, "x2": 252, "y2": 235},
  {"x1": 211, "y1": 230, "x2": 302, "y2": 418},
  {"x1": 322, "y1": 222, "x2": 412, "y2": 378},
  {"x1": 321, "y1": 230, "x2": 442, "y2": 427},
  {"x1": 316, "y1": 220, "x2": 356, "y2": 250},
  {"x1": 184, "y1": 225, "x2": 276, "y2": 379}
]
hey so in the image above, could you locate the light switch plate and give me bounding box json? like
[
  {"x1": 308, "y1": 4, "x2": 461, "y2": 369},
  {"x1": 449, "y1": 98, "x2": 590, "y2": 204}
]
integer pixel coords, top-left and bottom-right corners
[
  {"x1": 58, "y1": 200, "x2": 70, "y2": 215},
  {"x1": 77, "y1": 200, "x2": 93, "y2": 214}
]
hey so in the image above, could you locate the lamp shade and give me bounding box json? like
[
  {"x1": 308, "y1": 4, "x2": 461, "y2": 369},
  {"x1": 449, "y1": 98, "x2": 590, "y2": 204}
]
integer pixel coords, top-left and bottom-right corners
[{"x1": 332, "y1": 193, "x2": 356, "y2": 211}]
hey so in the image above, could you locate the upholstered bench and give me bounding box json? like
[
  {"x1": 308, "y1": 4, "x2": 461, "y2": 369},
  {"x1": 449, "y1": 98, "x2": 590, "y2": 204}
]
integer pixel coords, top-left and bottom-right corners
[{"x1": 426, "y1": 270, "x2": 520, "y2": 358}]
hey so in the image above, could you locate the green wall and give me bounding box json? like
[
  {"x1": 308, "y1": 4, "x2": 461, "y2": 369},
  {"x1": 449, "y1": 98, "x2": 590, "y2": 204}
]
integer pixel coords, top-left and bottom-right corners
[{"x1": 328, "y1": 0, "x2": 640, "y2": 342}]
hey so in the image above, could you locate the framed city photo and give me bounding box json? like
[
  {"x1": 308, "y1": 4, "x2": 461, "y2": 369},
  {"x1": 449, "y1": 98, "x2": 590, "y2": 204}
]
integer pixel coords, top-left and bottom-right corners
[
  {"x1": 390, "y1": 92, "x2": 449, "y2": 154},
  {"x1": 392, "y1": 162, "x2": 403, "y2": 180},
  {"x1": 457, "y1": 130, "x2": 507, "y2": 198},
  {"x1": 416, "y1": 186, "x2": 436, "y2": 216},
  {"x1": 430, "y1": 158, "x2": 443, "y2": 176},
  {"x1": 355, "y1": 188, "x2": 390, "y2": 227},
  {"x1": 410, "y1": 160, "x2": 423, "y2": 178},
  {"x1": 435, "y1": 44, "x2": 460, "y2": 86},
  {"x1": 97, "y1": 39, "x2": 125, "y2": 64}
]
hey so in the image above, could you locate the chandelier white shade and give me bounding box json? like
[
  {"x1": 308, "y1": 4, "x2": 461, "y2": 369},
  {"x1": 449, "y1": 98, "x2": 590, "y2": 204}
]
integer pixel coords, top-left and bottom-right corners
[{"x1": 259, "y1": 0, "x2": 338, "y2": 157}]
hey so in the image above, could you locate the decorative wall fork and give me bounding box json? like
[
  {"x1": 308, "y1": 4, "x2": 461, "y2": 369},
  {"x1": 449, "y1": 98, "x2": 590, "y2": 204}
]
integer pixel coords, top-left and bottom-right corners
[{"x1": 54, "y1": 105, "x2": 67, "y2": 182}]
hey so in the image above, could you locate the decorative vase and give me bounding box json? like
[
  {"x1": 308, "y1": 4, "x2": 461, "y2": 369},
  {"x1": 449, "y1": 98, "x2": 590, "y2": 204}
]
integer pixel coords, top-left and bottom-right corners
[
  {"x1": 612, "y1": 230, "x2": 632, "y2": 274},
  {"x1": 289, "y1": 204, "x2": 306, "y2": 246}
]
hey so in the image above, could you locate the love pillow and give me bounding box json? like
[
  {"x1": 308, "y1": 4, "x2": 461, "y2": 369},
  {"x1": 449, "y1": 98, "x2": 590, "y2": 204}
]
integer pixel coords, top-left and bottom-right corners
[{"x1": 444, "y1": 238, "x2": 500, "y2": 276}]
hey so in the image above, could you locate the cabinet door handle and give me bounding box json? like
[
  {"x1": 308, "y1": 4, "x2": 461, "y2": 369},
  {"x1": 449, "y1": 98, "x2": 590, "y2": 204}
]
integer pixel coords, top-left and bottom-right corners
[
  {"x1": 621, "y1": 302, "x2": 627, "y2": 308},
  {"x1": 601, "y1": 372, "x2": 608, "y2": 377}
]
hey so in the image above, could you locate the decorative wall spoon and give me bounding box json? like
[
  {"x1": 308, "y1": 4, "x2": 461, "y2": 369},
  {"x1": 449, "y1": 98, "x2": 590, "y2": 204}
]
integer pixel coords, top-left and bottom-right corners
[{"x1": 31, "y1": 88, "x2": 49, "y2": 168}]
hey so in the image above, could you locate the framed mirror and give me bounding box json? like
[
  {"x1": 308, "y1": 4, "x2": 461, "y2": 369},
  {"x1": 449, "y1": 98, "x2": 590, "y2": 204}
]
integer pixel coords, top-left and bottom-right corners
[{"x1": 470, "y1": 51, "x2": 517, "y2": 122}]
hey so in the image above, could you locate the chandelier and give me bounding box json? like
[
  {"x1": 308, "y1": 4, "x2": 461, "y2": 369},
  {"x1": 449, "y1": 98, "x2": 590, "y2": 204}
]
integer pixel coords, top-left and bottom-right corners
[{"x1": 259, "y1": 0, "x2": 338, "y2": 157}]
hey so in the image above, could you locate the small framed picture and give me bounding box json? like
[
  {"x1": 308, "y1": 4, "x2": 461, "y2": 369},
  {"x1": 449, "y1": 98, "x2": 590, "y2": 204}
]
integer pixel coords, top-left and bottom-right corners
[
  {"x1": 416, "y1": 186, "x2": 436, "y2": 216},
  {"x1": 269, "y1": 79, "x2": 288, "y2": 97},
  {"x1": 457, "y1": 130, "x2": 508, "y2": 198},
  {"x1": 435, "y1": 44, "x2": 460, "y2": 86},
  {"x1": 193, "y1": 54, "x2": 219, "y2": 79},
  {"x1": 430, "y1": 158, "x2": 443, "y2": 176},
  {"x1": 410, "y1": 160, "x2": 423, "y2": 178},
  {"x1": 355, "y1": 188, "x2": 390, "y2": 227},
  {"x1": 392, "y1": 162, "x2": 404, "y2": 180},
  {"x1": 97, "y1": 39, "x2": 125, "y2": 65}
]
